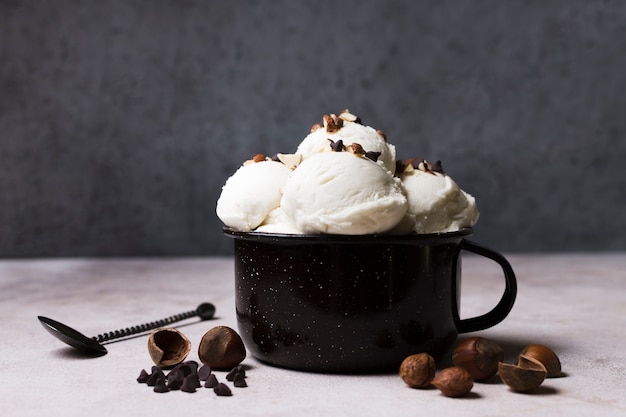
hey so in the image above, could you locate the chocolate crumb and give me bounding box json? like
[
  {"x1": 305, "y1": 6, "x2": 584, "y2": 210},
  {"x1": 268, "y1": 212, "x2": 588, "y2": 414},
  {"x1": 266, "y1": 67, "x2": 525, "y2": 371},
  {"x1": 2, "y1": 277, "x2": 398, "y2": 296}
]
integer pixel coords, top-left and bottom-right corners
[
  {"x1": 153, "y1": 378, "x2": 170, "y2": 393},
  {"x1": 204, "y1": 374, "x2": 219, "y2": 388},
  {"x1": 198, "y1": 365, "x2": 212, "y2": 381},
  {"x1": 252, "y1": 153, "x2": 267, "y2": 163},
  {"x1": 364, "y1": 151, "x2": 381, "y2": 162},
  {"x1": 214, "y1": 383, "x2": 233, "y2": 397},
  {"x1": 376, "y1": 129, "x2": 387, "y2": 142},
  {"x1": 233, "y1": 373, "x2": 247, "y2": 388},
  {"x1": 329, "y1": 139, "x2": 344, "y2": 152},
  {"x1": 137, "y1": 369, "x2": 150, "y2": 383},
  {"x1": 310, "y1": 123, "x2": 323, "y2": 132}
]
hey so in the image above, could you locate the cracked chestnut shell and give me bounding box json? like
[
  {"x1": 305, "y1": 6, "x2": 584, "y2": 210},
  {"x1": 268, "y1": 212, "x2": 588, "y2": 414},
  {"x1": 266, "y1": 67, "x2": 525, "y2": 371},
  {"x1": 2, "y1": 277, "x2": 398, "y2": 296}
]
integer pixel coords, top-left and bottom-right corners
[
  {"x1": 198, "y1": 326, "x2": 246, "y2": 370},
  {"x1": 147, "y1": 328, "x2": 191, "y2": 368},
  {"x1": 452, "y1": 337, "x2": 504, "y2": 381},
  {"x1": 498, "y1": 355, "x2": 547, "y2": 392},
  {"x1": 520, "y1": 344, "x2": 562, "y2": 377}
]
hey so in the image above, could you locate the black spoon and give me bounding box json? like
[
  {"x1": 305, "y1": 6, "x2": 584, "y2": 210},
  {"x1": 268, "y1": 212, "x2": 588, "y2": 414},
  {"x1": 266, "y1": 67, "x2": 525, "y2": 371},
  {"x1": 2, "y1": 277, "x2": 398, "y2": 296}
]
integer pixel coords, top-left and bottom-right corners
[{"x1": 38, "y1": 302, "x2": 216, "y2": 356}]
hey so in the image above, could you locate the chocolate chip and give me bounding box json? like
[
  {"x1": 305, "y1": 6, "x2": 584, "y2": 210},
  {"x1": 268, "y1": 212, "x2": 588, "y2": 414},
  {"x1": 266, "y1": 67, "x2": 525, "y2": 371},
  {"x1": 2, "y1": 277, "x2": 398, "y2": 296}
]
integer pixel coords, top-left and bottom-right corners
[
  {"x1": 198, "y1": 365, "x2": 212, "y2": 381},
  {"x1": 146, "y1": 368, "x2": 165, "y2": 386},
  {"x1": 137, "y1": 369, "x2": 150, "y2": 383},
  {"x1": 225, "y1": 368, "x2": 238, "y2": 381},
  {"x1": 431, "y1": 160, "x2": 445, "y2": 174},
  {"x1": 329, "y1": 139, "x2": 344, "y2": 152},
  {"x1": 204, "y1": 374, "x2": 219, "y2": 388},
  {"x1": 176, "y1": 364, "x2": 195, "y2": 378},
  {"x1": 182, "y1": 361, "x2": 199, "y2": 373},
  {"x1": 364, "y1": 151, "x2": 381, "y2": 162},
  {"x1": 214, "y1": 383, "x2": 232, "y2": 396},
  {"x1": 166, "y1": 367, "x2": 182, "y2": 381},
  {"x1": 167, "y1": 367, "x2": 186, "y2": 389},
  {"x1": 168, "y1": 375, "x2": 183, "y2": 390},
  {"x1": 233, "y1": 373, "x2": 247, "y2": 388},
  {"x1": 181, "y1": 375, "x2": 199, "y2": 393},
  {"x1": 153, "y1": 378, "x2": 169, "y2": 393},
  {"x1": 226, "y1": 365, "x2": 246, "y2": 381}
]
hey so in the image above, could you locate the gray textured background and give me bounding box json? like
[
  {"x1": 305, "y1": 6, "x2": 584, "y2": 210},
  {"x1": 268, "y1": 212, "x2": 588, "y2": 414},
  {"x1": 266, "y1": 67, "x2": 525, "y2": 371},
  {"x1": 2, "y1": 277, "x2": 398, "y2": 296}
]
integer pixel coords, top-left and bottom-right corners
[{"x1": 1, "y1": 0, "x2": 625, "y2": 257}]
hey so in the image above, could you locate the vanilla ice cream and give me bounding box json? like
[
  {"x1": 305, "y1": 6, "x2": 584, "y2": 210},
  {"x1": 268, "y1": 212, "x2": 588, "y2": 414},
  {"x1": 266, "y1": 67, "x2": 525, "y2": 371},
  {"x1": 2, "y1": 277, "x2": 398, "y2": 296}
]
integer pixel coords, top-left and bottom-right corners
[
  {"x1": 393, "y1": 160, "x2": 479, "y2": 234},
  {"x1": 216, "y1": 158, "x2": 291, "y2": 232},
  {"x1": 296, "y1": 112, "x2": 397, "y2": 174},
  {"x1": 280, "y1": 151, "x2": 408, "y2": 235},
  {"x1": 216, "y1": 111, "x2": 479, "y2": 236}
]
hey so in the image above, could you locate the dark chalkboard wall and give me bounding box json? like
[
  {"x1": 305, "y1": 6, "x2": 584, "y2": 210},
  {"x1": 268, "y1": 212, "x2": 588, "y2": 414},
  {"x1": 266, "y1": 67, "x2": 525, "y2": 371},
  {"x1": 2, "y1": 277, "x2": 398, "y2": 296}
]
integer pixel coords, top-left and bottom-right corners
[{"x1": 1, "y1": 1, "x2": 625, "y2": 257}]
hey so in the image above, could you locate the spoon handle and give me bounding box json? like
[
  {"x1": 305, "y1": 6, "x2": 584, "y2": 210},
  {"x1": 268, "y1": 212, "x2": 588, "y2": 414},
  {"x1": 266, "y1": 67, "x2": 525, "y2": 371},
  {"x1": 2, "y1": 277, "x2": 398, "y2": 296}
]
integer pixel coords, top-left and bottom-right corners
[{"x1": 92, "y1": 302, "x2": 215, "y2": 343}]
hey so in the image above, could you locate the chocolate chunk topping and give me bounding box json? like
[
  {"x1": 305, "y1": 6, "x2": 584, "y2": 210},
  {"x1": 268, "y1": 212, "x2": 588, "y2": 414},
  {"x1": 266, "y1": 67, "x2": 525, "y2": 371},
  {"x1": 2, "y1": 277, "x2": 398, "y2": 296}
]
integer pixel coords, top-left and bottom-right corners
[
  {"x1": 395, "y1": 160, "x2": 405, "y2": 175},
  {"x1": 431, "y1": 160, "x2": 445, "y2": 174},
  {"x1": 376, "y1": 129, "x2": 387, "y2": 142},
  {"x1": 364, "y1": 151, "x2": 381, "y2": 162},
  {"x1": 323, "y1": 114, "x2": 343, "y2": 133},
  {"x1": 349, "y1": 143, "x2": 365, "y2": 155},
  {"x1": 329, "y1": 139, "x2": 344, "y2": 152},
  {"x1": 214, "y1": 383, "x2": 233, "y2": 396}
]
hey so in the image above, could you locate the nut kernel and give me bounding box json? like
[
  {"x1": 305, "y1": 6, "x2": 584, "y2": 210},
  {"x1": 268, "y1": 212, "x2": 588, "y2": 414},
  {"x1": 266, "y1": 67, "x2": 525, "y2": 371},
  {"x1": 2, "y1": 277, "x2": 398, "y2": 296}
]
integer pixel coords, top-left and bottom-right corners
[
  {"x1": 399, "y1": 353, "x2": 436, "y2": 388},
  {"x1": 432, "y1": 366, "x2": 474, "y2": 397}
]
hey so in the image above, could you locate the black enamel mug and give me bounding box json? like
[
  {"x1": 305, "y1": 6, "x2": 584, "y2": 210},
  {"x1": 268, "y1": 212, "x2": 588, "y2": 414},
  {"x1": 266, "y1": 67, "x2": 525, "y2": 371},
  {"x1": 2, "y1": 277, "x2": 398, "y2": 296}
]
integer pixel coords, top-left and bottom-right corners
[{"x1": 225, "y1": 227, "x2": 516, "y2": 373}]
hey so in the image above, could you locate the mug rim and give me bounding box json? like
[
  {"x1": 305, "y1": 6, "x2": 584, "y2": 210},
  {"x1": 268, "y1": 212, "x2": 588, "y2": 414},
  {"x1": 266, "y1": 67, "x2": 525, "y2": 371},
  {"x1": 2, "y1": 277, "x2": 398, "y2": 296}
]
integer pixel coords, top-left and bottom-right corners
[{"x1": 223, "y1": 226, "x2": 473, "y2": 244}]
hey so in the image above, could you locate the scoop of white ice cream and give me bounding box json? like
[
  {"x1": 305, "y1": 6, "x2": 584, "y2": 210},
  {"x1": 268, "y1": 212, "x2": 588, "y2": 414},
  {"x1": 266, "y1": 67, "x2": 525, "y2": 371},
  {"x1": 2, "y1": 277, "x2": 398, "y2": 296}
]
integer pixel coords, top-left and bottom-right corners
[
  {"x1": 255, "y1": 207, "x2": 301, "y2": 234},
  {"x1": 216, "y1": 160, "x2": 292, "y2": 231},
  {"x1": 395, "y1": 166, "x2": 479, "y2": 234},
  {"x1": 280, "y1": 151, "x2": 408, "y2": 235},
  {"x1": 296, "y1": 116, "x2": 396, "y2": 174}
]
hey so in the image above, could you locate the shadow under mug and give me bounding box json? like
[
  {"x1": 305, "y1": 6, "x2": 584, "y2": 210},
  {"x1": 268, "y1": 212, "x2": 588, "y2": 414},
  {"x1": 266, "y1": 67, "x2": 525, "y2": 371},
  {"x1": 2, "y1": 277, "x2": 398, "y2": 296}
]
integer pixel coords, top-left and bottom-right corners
[{"x1": 225, "y1": 227, "x2": 517, "y2": 373}]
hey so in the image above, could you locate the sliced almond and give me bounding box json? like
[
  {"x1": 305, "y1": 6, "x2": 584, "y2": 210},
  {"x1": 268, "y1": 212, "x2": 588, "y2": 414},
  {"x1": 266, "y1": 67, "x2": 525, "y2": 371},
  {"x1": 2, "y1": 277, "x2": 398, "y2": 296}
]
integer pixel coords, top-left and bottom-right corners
[
  {"x1": 276, "y1": 153, "x2": 302, "y2": 170},
  {"x1": 339, "y1": 109, "x2": 359, "y2": 122}
]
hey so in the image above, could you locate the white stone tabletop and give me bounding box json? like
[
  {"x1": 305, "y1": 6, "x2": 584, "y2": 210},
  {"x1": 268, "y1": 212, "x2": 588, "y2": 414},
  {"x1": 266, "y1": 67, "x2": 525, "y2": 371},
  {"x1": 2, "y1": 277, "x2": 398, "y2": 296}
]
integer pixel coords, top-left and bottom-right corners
[{"x1": 1, "y1": 254, "x2": 624, "y2": 417}]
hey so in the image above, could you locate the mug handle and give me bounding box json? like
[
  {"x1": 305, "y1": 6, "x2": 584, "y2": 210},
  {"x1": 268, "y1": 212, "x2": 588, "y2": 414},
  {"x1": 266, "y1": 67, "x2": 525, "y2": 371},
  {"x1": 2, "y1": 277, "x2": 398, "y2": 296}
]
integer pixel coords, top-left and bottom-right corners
[{"x1": 456, "y1": 239, "x2": 517, "y2": 334}]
